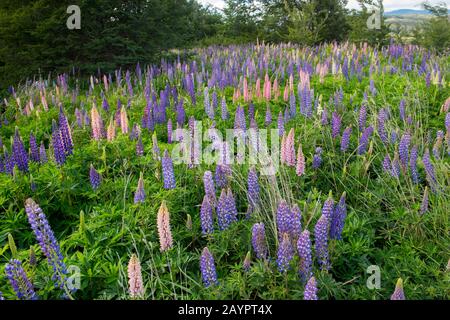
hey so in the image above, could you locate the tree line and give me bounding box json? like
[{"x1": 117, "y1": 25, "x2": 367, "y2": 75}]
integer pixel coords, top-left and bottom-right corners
[{"x1": 0, "y1": 0, "x2": 448, "y2": 94}]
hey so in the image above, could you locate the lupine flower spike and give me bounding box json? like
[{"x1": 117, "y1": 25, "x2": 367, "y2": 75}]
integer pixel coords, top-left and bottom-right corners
[
  {"x1": 200, "y1": 247, "x2": 218, "y2": 287},
  {"x1": 390, "y1": 278, "x2": 405, "y2": 300},
  {"x1": 157, "y1": 201, "x2": 173, "y2": 252},
  {"x1": 128, "y1": 254, "x2": 144, "y2": 299},
  {"x1": 134, "y1": 172, "x2": 146, "y2": 203},
  {"x1": 304, "y1": 276, "x2": 318, "y2": 300},
  {"x1": 5, "y1": 259, "x2": 38, "y2": 300}
]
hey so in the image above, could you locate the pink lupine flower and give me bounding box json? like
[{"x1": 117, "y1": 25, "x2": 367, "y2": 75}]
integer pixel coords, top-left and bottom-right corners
[
  {"x1": 157, "y1": 201, "x2": 173, "y2": 252},
  {"x1": 296, "y1": 144, "x2": 305, "y2": 176},
  {"x1": 128, "y1": 254, "x2": 144, "y2": 299}
]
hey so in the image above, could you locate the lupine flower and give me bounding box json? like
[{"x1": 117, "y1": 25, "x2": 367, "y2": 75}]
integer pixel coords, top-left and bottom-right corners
[
  {"x1": 215, "y1": 164, "x2": 230, "y2": 189},
  {"x1": 243, "y1": 251, "x2": 251, "y2": 272},
  {"x1": 285, "y1": 128, "x2": 296, "y2": 166},
  {"x1": 128, "y1": 254, "x2": 144, "y2": 299},
  {"x1": 420, "y1": 187, "x2": 429, "y2": 215},
  {"x1": 297, "y1": 230, "x2": 312, "y2": 281},
  {"x1": 399, "y1": 99, "x2": 406, "y2": 121},
  {"x1": 120, "y1": 106, "x2": 129, "y2": 134},
  {"x1": 321, "y1": 107, "x2": 328, "y2": 125},
  {"x1": 341, "y1": 126, "x2": 352, "y2": 152},
  {"x1": 432, "y1": 130, "x2": 444, "y2": 158},
  {"x1": 277, "y1": 200, "x2": 293, "y2": 236},
  {"x1": 265, "y1": 105, "x2": 272, "y2": 125},
  {"x1": 247, "y1": 167, "x2": 260, "y2": 210},
  {"x1": 226, "y1": 188, "x2": 238, "y2": 223},
  {"x1": 200, "y1": 247, "x2": 218, "y2": 287},
  {"x1": 217, "y1": 189, "x2": 231, "y2": 230},
  {"x1": 391, "y1": 151, "x2": 401, "y2": 178},
  {"x1": 29, "y1": 132, "x2": 40, "y2": 163},
  {"x1": 12, "y1": 127, "x2": 28, "y2": 172},
  {"x1": 330, "y1": 192, "x2": 346, "y2": 240},
  {"x1": 322, "y1": 193, "x2": 334, "y2": 221},
  {"x1": 157, "y1": 201, "x2": 173, "y2": 252},
  {"x1": 277, "y1": 233, "x2": 294, "y2": 273},
  {"x1": 136, "y1": 136, "x2": 144, "y2": 156},
  {"x1": 39, "y1": 142, "x2": 47, "y2": 164},
  {"x1": 51, "y1": 120, "x2": 66, "y2": 165},
  {"x1": 314, "y1": 214, "x2": 329, "y2": 270},
  {"x1": 390, "y1": 278, "x2": 405, "y2": 300},
  {"x1": 107, "y1": 118, "x2": 116, "y2": 142},
  {"x1": 399, "y1": 132, "x2": 411, "y2": 169},
  {"x1": 91, "y1": 105, "x2": 104, "y2": 140},
  {"x1": 5, "y1": 259, "x2": 37, "y2": 300},
  {"x1": 331, "y1": 112, "x2": 341, "y2": 139},
  {"x1": 221, "y1": 97, "x2": 229, "y2": 120},
  {"x1": 358, "y1": 126, "x2": 373, "y2": 155},
  {"x1": 296, "y1": 144, "x2": 305, "y2": 176},
  {"x1": 203, "y1": 171, "x2": 216, "y2": 205},
  {"x1": 358, "y1": 105, "x2": 367, "y2": 132},
  {"x1": 410, "y1": 145, "x2": 419, "y2": 184},
  {"x1": 313, "y1": 147, "x2": 323, "y2": 169},
  {"x1": 377, "y1": 109, "x2": 388, "y2": 144},
  {"x1": 59, "y1": 106, "x2": 73, "y2": 155},
  {"x1": 167, "y1": 119, "x2": 173, "y2": 144},
  {"x1": 422, "y1": 148, "x2": 437, "y2": 191},
  {"x1": 252, "y1": 223, "x2": 268, "y2": 260},
  {"x1": 291, "y1": 205, "x2": 302, "y2": 238},
  {"x1": 89, "y1": 164, "x2": 101, "y2": 190},
  {"x1": 162, "y1": 150, "x2": 176, "y2": 189},
  {"x1": 25, "y1": 198, "x2": 70, "y2": 291},
  {"x1": 134, "y1": 172, "x2": 146, "y2": 203},
  {"x1": 304, "y1": 277, "x2": 318, "y2": 300},
  {"x1": 277, "y1": 112, "x2": 284, "y2": 136},
  {"x1": 186, "y1": 214, "x2": 192, "y2": 231},
  {"x1": 152, "y1": 133, "x2": 160, "y2": 160},
  {"x1": 200, "y1": 195, "x2": 214, "y2": 235}
]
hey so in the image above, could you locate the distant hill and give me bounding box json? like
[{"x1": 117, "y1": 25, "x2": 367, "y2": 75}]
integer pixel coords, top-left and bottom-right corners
[{"x1": 384, "y1": 9, "x2": 450, "y2": 16}]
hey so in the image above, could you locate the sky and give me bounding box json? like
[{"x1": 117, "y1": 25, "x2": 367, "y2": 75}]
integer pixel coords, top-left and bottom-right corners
[{"x1": 198, "y1": 0, "x2": 450, "y2": 11}]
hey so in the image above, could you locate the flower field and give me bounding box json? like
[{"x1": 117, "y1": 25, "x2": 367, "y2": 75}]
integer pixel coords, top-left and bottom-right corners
[{"x1": 0, "y1": 42, "x2": 449, "y2": 300}]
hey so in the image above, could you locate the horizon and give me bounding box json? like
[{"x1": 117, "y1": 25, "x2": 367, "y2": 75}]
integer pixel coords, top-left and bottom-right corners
[{"x1": 199, "y1": 0, "x2": 450, "y2": 11}]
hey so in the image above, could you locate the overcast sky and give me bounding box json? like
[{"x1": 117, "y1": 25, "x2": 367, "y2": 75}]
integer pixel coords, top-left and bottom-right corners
[{"x1": 198, "y1": 0, "x2": 450, "y2": 11}]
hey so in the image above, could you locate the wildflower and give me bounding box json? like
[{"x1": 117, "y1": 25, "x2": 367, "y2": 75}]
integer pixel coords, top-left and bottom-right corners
[
  {"x1": 221, "y1": 97, "x2": 229, "y2": 120},
  {"x1": 285, "y1": 128, "x2": 296, "y2": 166},
  {"x1": 312, "y1": 147, "x2": 323, "y2": 169},
  {"x1": 377, "y1": 109, "x2": 388, "y2": 144},
  {"x1": 278, "y1": 112, "x2": 284, "y2": 136},
  {"x1": 277, "y1": 200, "x2": 293, "y2": 236},
  {"x1": 134, "y1": 172, "x2": 146, "y2": 204},
  {"x1": 186, "y1": 214, "x2": 192, "y2": 231},
  {"x1": 420, "y1": 187, "x2": 429, "y2": 215},
  {"x1": 314, "y1": 214, "x2": 329, "y2": 270},
  {"x1": 399, "y1": 132, "x2": 411, "y2": 169},
  {"x1": 410, "y1": 145, "x2": 419, "y2": 184},
  {"x1": 291, "y1": 205, "x2": 302, "y2": 238},
  {"x1": 296, "y1": 144, "x2": 306, "y2": 176},
  {"x1": 341, "y1": 126, "x2": 352, "y2": 152},
  {"x1": 29, "y1": 132, "x2": 40, "y2": 163},
  {"x1": 152, "y1": 133, "x2": 160, "y2": 160},
  {"x1": 358, "y1": 105, "x2": 367, "y2": 132},
  {"x1": 5, "y1": 259, "x2": 37, "y2": 300},
  {"x1": 200, "y1": 195, "x2": 214, "y2": 235},
  {"x1": 297, "y1": 230, "x2": 312, "y2": 281},
  {"x1": 12, "y1": 127, "x2": 28, "y2": 172},
  {"x1": 136, "y1": 136, "x2": 144, "y2": 156},
  {"x1": 390, "y1": 278, "x2": 405, "y2": 300},
  {"x1": 200, "y1": 247, "x2": 218, "y2": 287},
  {"x1": 358, "y1": 126, "x2": 373, "y2": 155},
  {"x1": 52, "y1": 120, "x2": 66, "y2": 166},
  {"x1": 128, "y1": 254, "x2": 144, "y2": 299},
  {"x1": 243, "y1": 251, "x2": 251, "y2": 272},
  {"x1": 107, "y1": 118, "x2": 116, "y2": 142},
  {"x1": 91, "y1": 105, "x2": 104, "y2": 140},
  {"x1": 252, "y1": 223, "x2": 268, "y2": 260},
  {"x1": 330, "y1": 192, "x2": 347, "y2": 240},
  {"x1": 265, "y1": 105, "x2": 272, "y2": 125},
  {"x1": 247, "y1": 167, "x2": 260, "y2": 210},
  {"x1": 304, "y1": 277, "x2": 318, "y2": 300},
  {"x1": 89, "y1": 164, "x2": 101, "y2": 190},
  {"x1": 277, "y1": 233, "x2": 294, "y2": 273},
  {"x1": 25, "y1": 198, "x2": 70, "y2": 291},
  {"x1": 322, "y1": 193, "x2": 334, "y2": 221},
  {"x1": 331, "y1": 112, "x2": 341, "y2": 139},
  {"x1": 167, "y1": 119, "x2": 173, "y2": 144},
  {"x1": 203, "y1": 171, "x2": 216, "y2": 205},
  {"x1": 157, "y1": 201, "x2": 173, "y2": 252},
  {"x1": 39, "y1": 142, "x2": 47, "y2": 164},
  {"x1": 162, "y1": 150, "x2": 176, "y2": 189},
  {"x1": 422, "y1": 148, "x2": 437, "y2": 191},
  {"x1": 215, "y1": 164, "x2": 230, "y2": 189},
  {"x1": 59, "y1": 106, "x2": 73, "y2": 155},
  {"x1": 120, "y1": 106, "x2": 129, "y2": 134},
  {"x1": 391, "y1": 151, "x2": 401, "y2": 178}
]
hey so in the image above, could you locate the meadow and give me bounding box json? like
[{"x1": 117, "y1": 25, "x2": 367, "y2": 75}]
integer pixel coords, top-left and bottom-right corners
[{"x1": 0, "y1": 42, "x2": 449, "y2": 300}]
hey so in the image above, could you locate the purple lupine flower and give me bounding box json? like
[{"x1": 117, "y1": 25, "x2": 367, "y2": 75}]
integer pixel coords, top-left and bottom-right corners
[
  {"x1": 330, "y1": 192, "x2": 347, "y2": 240},
  {"x1": 252, "y1": 222, "x2": 268, "y2": 260},
  {"x1": 162, "y1": 150, "x2": 176, "y2": 189},
  {"x1": 217, "y1": 189, "x2": 231, "y2": 230},
  {"x1": 422, "y1": 148, "x2": 437, "y2": 191},
  {"x1": 200, "y1": 247, "x2": 218, "y2": 287},
  {"x1": 200, "y1": 195, "x2": 214, "y2": 235},
  {"x1": 136, "y1": 136, "x2": 144, "y2": 156},
  {"x1": 59, "y1": 106, "x2": 73, "y2": 155},
  {"x1": 322, "y1": 193, "x2": 334, "y2": 221},
  {"x1": 277, "y1": 112, "x2": 284, "y2": 136},
  {"x1": 243, "y1": 252, "x2": 251, "y2": 272},
  {"x1": 134, "y1": 172, "x2": 146, "y2": 204},
  {"x1": 221, "y1": 97, "x2": 229, "y2": 120},
  {"x1": 358, "y1": 105, "x2": 367, "y2": 132},
  {"x1": 4, "y1": 149, "x2": 14, "y2": 175},
  {"x1": 203, "y1": 171, "x2": 216, "y2": 205},
  {"x1": 215, "y1": 164, "x2": 230, "y2": 189},
  {"x1": 12, "y1": 127, "x2": 29, "y2": 172},
  {"x1": 5, "y1": 259, "x2": 37, "y2": 300},
  {"x1": 312, "y1": 147, "x2": 323, "y2": 169},
  {"x1": 390, "y1": 278, "x2": 405, "y2": 300},
  {"x1": 102, "y1": 97, "x2": 109, "y2": 112},
  {"x1": 297, "y1": 230, "x2": 312, "y2": 282},
  {"x1": 265, "y1": 105, "x2": 272, "y2": 126},
  {"x1": 383, "y1": 154, "x2": 392, "y2": 173},
  {"x1": 321, "y1": 107, "x2": 328, "y2": 125},
  {"x1": 420, "y1": 187, "x2": 429, "y2": 215},
  {"x1": 358, "y1": 126, "x2": 373, "y2": 155},
  {"x1": 277, "y1": 200, "x2": 293, "y2": 236},
  {"x1": 277, "y1": 233, "x2": 294, "y2": 273},
  {"x1": 176, "y1": 99, "x2": 186, "y2": 125},
  {"x1": 391, "y1": 130, "x2": 398, "y2": 144},
  {"x1": 331, "y1": 112, "x2": 341, "y2": 139},
  {"x1": 29, "y1": 132, "x2": 40, "y2": 163},
  {"x1": 410, "y1": 145, "x2": 419, "y2": 184},
  {"x1": 89, "y1": 164, "x2": 101, "y2": 190},
  {"x1": 167, "y1": 119, "x2": 173, "y2": 144},
  {"x1": 289, "y1": 92, "x2": 296, "y2": 117},
  {"x1": 25, "y1": 198, "x2": 70, "y2": 291},
  {"x1": 391, "y1": 151, "x2": 401, "y2": 178},
  {"x1": 51, "y1": 120, "x2": 66, "y2": 166},
  {"x1": 377, "y1": 109, "x2": 388, "y2": 144},
  {"x1": 39, "y1": 142, "x2": 47, "y2": 164},
  {"x1": 247, "y1": 167, "x2": 260, "y2": 210},
  {"x1": 291, "y1": 205, "x2": 302, "y2": 238},
  {"x1": 399, "y1": 132, "x2": 411, "y2": 169},
  {"x1": 304, "y1": 277, "x2": 318, "y2": 300},
  {"x1": 314, "y1": 214, "x2": 329, "y2": 270},
  {"x1": 341, "y1": 126, "x2": 352, "y2": 152},
  {"x1": 226, "y1": 188, "x2": 238, "y2": 223}
]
